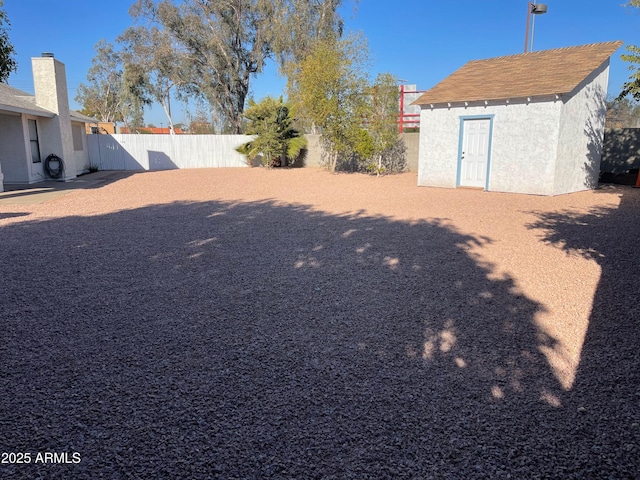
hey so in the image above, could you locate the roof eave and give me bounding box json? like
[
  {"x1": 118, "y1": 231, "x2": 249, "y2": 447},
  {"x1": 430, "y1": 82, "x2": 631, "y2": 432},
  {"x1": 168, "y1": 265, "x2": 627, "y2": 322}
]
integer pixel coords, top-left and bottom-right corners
[
  {"x1": 70, "y1": 112, "x2": 100, "y2": 123},
  {"x1": 0, "y1": 104, "x2": 56, "y2": 117},
  {"x1": 415, "y1": 92, "x2": 568, "y2": 107}
]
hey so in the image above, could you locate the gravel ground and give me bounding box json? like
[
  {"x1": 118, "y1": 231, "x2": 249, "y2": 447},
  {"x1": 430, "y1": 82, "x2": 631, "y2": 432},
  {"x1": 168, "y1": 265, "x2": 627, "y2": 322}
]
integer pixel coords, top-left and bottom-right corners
[{"x1": 0, "y1": 168, "x2": 638, "y2": 479}]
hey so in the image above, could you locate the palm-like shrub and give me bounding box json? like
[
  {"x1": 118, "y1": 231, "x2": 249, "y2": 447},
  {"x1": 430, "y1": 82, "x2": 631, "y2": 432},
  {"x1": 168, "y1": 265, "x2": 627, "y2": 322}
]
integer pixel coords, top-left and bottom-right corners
[{"x1": 236, "y1": 96, "x2": 307, "y2": 167}]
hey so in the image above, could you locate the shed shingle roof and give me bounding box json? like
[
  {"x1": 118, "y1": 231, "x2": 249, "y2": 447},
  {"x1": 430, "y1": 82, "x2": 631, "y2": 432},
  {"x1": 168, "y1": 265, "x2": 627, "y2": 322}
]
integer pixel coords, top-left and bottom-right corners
[{"x1": 413, "y1": 41, "x2": 623, "y2": 106}]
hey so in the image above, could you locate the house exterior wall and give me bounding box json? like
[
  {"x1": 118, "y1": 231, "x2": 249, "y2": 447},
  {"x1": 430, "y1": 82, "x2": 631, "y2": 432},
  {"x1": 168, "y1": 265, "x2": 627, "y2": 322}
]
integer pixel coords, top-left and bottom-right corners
[
  {"x1": 554, "y1": 62, "x2": 609, "y2": 194},
  {"x1": 0, "y1": 57, "x2": 100, "y2": 190},
  {"x1": 0, "y1": 113, "x2": 29, "y2": 184},
  {"x1": 418, "y1": 99, "x2": 562, "y2": 194},
  {"x1": 71, "y1": 121, "x2": 91, "y2": 174},
  {"x1": 32, "y1": 56, "x2": 76, "y2": 181}
]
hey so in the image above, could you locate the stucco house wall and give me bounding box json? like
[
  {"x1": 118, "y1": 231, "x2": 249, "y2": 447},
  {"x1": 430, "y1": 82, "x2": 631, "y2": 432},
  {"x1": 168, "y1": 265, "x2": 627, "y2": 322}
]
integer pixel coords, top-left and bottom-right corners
[
  {"x1": 71, "y1": 120, "x2": 92, "y2": 174},
  {"x1": 0, "y1": 113, "x2": 28, "y2": 183},
  {"x1": 0, "y1": 55, "x2": 97, "y2": 191},
  {"x1": 32, "y1": 56, "x2": 77, "y2": 181}
]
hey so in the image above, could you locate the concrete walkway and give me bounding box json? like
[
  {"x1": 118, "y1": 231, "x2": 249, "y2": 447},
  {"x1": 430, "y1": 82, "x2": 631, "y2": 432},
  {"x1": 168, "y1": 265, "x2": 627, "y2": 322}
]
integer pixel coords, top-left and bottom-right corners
[{"x1": 0, "y1": 171, "x2": 131, "y2": 205}]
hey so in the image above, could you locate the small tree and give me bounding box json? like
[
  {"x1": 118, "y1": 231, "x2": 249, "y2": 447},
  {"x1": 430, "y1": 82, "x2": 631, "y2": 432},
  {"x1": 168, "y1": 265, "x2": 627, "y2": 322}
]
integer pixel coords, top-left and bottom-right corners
[
  {"x1": 289, "y1": 34, "x2": 371, "y2": 171},
  {"x1": 236, "y1": 96, "x2": 307, "y2": 167},
  {"x1": 289, "y1": 36, "x2": 405, "y2": 174},
  {"x1": 0, "y1": 2, "x2": 17, "y2": 83},
  {"x1": 618, "y1": 49, "x2": 640, "y2": 103},
  {"x1": 363, "y1": 73, "x2": 406, "y2": 175},
  {"x1": 618, "y1": 1, "x2": 640, "y2": 102},
  {"x1": 606, "y1": 97, "x2": 640, "y2": 127}
]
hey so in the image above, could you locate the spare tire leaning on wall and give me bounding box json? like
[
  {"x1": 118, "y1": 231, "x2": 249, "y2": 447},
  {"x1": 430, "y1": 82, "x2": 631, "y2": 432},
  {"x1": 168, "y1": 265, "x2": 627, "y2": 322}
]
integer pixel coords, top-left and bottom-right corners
[{"x1": 44, "y1": 154, "x2": 64, "y2": 179}]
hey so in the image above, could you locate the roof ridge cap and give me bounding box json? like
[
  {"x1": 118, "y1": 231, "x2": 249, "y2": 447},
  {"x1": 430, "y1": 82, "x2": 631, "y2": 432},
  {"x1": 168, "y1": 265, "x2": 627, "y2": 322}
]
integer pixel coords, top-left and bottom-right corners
[{"x1": 468, "y1": 40, "x2": 624, "y2": 64}]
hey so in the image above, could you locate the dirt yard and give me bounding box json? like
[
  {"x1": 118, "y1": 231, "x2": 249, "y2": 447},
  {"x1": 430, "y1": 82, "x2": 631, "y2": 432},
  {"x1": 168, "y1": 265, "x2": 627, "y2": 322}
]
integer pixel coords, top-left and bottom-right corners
[{"x1": 0, "y1": 168, "x2": 638, "y2": 478}]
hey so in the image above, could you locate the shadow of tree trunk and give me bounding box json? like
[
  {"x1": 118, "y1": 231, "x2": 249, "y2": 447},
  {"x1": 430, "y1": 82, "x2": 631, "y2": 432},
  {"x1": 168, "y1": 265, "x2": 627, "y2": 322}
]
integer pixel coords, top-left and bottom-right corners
[
  {"x1": 528, "y1": 184, "x2": 640, "y2": 475},
  {"x1": 0, "y1": 193, "x2": 635, "y2": 477}
]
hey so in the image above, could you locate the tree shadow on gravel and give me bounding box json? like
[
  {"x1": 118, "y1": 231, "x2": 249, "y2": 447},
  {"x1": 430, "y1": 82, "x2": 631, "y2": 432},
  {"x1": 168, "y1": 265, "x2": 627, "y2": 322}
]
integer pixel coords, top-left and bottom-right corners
[
  {"x1": 0, "y1": 197, "x2": 634, "y2": 479},
  {"x1": 527, "y1": 184, "x2": 640, "y2": 478},
  {"x1": 0, "y1": 212, "x2": 29, "y2": 220}
]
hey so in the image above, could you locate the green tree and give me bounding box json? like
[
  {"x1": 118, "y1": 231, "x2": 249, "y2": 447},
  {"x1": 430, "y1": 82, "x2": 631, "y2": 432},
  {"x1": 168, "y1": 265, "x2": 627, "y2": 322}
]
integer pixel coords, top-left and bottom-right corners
[
  {"x1": 76, "y1": 40, "x2": 148, "y2": 131},
  {"x1": 185, "y1": 101, "x2": 218, "y2": 134},
  {"x1": 606, "y1": 97, "x2": 640, "y2": 127},
  {"x1": 76, "y1": 41, "x2": 123, "y2": 123},
  {"x1": 272, "y1": 0, "x2": 346, "y2": 77},
  {"x1": 364, "y1": 73, "x2": 406, "y2": 175},
  {"x1": 618, "y1": 1, "x2": 640, "y2": 101},
  {"x1": 120, "y1": 62, "x2": 150, "y2": 131},
  {"x1": 0, "y1": 1, "x2": 17, "y2": 83},
  {"x1": 118, "y1": 25, "x2": 186, "y2": 134},
  {"x1": 236, "y1": 96, "x2": 307, "y2": 167},
  {"x1": 288, "y1": 34, "x2": 372, "y2": 172},
  {"x1": 129, "y1": 0, "x2": 348, "y2": 134}
]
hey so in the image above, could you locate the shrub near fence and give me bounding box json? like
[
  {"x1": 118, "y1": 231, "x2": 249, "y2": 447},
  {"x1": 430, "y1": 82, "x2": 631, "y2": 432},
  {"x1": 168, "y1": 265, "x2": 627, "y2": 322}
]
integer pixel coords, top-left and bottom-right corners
[{"x1": 293, "y1": 133, "x2": 420, "y2": 171}]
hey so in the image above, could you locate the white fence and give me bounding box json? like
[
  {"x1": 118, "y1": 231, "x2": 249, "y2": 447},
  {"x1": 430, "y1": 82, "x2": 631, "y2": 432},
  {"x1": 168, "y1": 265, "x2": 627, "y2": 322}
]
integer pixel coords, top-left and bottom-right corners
[
  {"x1": 86, "y1": 132, "x2": 421, "y2": 172},
  {"x1": 87, "y1": 134, "x2": 254, "y2": 171}
]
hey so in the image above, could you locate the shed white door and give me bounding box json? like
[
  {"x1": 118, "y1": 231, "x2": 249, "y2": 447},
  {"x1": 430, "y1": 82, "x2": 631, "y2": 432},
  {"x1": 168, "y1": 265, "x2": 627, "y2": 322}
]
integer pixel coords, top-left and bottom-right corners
[{"x1": 459, "y1": 118, "x2": 490, "y2": 188}]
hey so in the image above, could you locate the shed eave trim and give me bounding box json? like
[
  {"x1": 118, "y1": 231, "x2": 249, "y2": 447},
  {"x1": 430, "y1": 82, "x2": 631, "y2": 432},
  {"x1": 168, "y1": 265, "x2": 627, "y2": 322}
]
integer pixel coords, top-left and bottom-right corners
[{"x1": 418, "y1": 93, "x2": 570, "y2": 107}]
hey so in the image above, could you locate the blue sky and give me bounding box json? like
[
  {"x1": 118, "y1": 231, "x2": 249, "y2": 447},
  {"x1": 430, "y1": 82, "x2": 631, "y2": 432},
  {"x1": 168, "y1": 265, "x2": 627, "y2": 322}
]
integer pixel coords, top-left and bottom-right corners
[{"x1": 4, "y1": 0, "x2": 638, "y2": 126}]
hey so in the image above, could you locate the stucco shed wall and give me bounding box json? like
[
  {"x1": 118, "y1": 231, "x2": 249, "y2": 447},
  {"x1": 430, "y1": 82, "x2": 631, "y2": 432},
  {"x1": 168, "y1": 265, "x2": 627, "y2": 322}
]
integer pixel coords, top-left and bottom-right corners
[
  {"x1": 418, "y1": 99, "x2": 563, "y2": 195},
  {"x1": 554, "y1": 62, "x2": 609, "y2": 195},
  {"x1": 417, "y1": 107, "x2": 461, "y2": 188}
]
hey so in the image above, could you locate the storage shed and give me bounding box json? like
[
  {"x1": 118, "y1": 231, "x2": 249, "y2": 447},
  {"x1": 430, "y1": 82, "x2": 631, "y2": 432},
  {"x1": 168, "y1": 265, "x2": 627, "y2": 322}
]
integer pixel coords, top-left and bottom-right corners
[{"x1": 413, "y1": 41, "x2": 623, "y2": 195}]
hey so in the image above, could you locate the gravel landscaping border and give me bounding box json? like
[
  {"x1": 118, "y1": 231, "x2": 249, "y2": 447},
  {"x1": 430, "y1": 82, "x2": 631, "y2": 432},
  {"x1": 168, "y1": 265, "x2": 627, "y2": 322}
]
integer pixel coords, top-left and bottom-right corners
[{"x1": 1, "y1": 169, "x2": 638, "y2": 479}]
